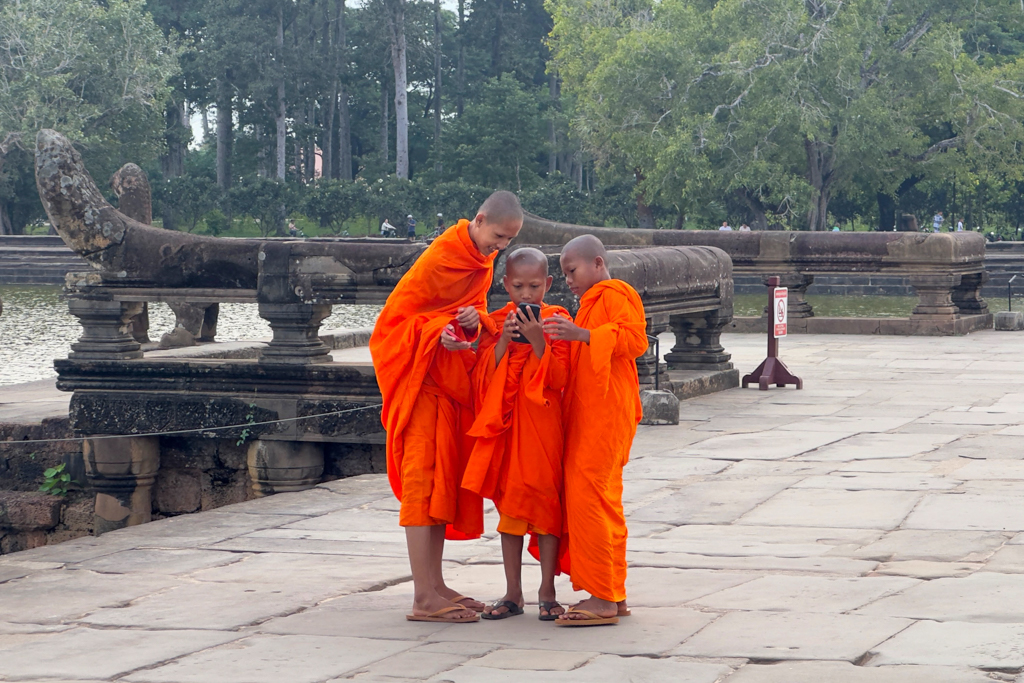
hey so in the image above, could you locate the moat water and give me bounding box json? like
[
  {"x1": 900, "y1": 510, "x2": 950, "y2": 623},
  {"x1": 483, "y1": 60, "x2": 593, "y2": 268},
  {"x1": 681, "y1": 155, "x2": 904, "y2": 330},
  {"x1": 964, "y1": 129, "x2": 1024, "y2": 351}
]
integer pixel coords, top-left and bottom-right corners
[{"x1": 0, "y1": 286, "x2": 381, "y2": 387}]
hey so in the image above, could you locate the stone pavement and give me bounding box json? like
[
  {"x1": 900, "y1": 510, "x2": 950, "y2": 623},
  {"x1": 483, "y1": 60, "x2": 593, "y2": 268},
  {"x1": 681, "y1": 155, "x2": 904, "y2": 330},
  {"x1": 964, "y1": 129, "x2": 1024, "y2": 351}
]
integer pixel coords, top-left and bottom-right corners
[{"x1": 4, "y1": 331, "x2": 1024, "y2": 682}]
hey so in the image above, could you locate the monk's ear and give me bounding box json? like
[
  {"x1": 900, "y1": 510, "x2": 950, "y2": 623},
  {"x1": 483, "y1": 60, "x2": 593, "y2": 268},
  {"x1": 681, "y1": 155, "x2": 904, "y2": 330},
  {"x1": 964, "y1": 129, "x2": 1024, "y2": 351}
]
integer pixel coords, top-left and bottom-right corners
[
  {"x1": 472, "y1": 212, "x2": 487, "y2": 227},
  {"x1": 544, "y1": 274, "x2": 553, "y2": 291},
  {"x1": 594, "y1": 255, "x2": 606, "y2": 270}
]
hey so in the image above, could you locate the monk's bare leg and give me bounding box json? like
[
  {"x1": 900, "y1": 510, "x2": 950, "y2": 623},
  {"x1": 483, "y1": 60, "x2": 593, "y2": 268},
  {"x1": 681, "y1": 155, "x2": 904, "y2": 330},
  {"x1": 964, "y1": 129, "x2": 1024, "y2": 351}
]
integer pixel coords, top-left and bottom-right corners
[
  {"x1": 406, "y1": 525, "x2": 475, "y2": 620},
  {"x1": 428, "y1": 524, "x2": 485, "y2": 611},
  {"x1": 485, "y1": 533, "x2": 525, "y2": 617},
  {"x1": 536, "y1": 534, "x2": 564, "y2": 618}
]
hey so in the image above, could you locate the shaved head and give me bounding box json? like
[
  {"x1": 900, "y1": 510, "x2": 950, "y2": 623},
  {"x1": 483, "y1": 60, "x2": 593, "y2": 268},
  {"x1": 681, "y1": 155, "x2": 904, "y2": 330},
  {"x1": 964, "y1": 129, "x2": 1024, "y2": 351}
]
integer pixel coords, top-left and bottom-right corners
[
  {"x1": 561, "y1": 234, "x2": 607, "y2": 261},
  {"x1": 477, "y1": 190, "x2": 523, "y2": 226},
  {"x1": 506, "y1": 247, "x2": 548, "y2": 277}
]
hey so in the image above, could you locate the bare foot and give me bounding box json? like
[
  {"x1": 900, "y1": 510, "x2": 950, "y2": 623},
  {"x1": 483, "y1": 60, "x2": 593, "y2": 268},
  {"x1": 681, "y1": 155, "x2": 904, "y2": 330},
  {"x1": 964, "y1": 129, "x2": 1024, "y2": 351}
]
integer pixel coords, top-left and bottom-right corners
[
  {"x1": 436, "y1": 585, "x2": 485, "y2": 612},
  {"x1": 558, "y1": 596, "x2": 617, "y2": 621},
  {"x1": 411, "y1": 593, "x2": 478, "y2": 622},
  {"x1": 617, "y1": 600, "x2": 630, "y2": 616}
]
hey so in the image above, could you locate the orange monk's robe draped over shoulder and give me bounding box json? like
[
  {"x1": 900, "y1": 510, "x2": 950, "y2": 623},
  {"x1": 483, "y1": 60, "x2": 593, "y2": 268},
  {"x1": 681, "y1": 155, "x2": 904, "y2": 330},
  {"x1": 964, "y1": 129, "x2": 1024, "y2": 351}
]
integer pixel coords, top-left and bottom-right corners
[
  {"x1": 562, "y1": 279, "x2": 648, "y2": 602},
  {"x1": 369, "y1": 219, "x2": 498, "y2": 540},
  {"x1": 463, "y1": 303, "x2": 572, "y2": 572}
]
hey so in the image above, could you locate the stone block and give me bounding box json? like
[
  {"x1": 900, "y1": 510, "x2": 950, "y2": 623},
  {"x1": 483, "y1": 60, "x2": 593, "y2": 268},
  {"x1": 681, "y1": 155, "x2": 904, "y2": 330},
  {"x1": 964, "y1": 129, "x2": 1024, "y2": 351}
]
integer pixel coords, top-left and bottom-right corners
[
  {"x1": 994, "y1": 310, "x2": 1024, "y2": 331},
  {"x1": 0, "y1": 491, "x2": 61, "y2": 531},
  {"x1": 154, "y1": 469, "x2": 202, "y2": 514},
  {"x1": 640, "y1": 389, "x2": 680, "y2": 425}
]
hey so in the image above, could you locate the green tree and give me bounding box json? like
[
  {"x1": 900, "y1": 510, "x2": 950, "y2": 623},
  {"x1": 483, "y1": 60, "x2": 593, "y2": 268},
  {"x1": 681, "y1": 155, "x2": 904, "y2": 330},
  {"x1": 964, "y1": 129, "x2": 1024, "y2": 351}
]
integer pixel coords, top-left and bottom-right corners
[
  {"x1": 0, "y1": 0, "x2": 179, "y2": 233},
  {"x1": 163, "y1": 176, "x2": 221, "y2": 232}
]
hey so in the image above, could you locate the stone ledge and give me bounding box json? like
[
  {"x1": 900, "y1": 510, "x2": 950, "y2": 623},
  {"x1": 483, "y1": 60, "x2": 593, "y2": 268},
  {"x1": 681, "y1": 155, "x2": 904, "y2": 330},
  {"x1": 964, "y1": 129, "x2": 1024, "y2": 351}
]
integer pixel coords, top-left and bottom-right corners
[
  {"x1": 729, "y1": 314, "x2": 993, "y2": 336},
  {"x1": 668, "y1": 368, "x2": 740, "y2": 401}
]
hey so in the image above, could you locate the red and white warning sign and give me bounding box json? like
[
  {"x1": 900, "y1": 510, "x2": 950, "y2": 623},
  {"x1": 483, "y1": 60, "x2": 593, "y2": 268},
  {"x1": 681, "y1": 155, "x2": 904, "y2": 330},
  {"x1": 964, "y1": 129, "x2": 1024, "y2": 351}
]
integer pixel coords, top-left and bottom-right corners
[{"x1": 774, "y1": 287, "x2": 788, "y2": 338}]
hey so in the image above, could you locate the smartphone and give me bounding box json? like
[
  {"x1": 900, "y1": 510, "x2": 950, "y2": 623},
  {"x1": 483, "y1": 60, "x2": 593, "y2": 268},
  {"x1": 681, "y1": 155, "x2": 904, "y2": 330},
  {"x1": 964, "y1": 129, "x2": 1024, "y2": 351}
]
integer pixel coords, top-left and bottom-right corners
[{"x1": 511, "y1": 303, "x2": 542, "y2": 343}]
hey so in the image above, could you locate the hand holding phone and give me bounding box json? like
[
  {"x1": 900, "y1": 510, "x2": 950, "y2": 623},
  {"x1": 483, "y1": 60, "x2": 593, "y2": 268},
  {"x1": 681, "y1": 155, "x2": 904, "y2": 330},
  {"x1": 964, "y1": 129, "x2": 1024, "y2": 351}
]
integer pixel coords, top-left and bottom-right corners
[{"x1": 512, "y1": 303, "x2": 542, "y2": 343}]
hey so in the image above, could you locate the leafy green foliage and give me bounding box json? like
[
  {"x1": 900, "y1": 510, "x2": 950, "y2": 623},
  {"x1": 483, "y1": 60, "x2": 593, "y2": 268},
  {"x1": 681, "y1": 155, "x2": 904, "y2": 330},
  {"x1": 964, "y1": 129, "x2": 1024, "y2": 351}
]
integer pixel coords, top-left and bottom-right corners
[
  {"x1": 163, "y1": 176, "x2": 222, "y2": 232},
  {"x1": 39, "y1": 463, "x2": 72, "y2": 498}
]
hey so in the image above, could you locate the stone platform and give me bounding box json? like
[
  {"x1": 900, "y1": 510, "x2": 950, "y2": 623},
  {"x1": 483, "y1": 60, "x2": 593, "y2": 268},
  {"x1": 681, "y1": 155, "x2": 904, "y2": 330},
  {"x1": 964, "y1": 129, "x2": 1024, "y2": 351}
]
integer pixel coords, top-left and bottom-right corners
[
  {"x1": 729, "y1": 313, "x2": 994, "y2": 336},
  {"x1": 3, "y1": 332, "x2": 1024, "y2": 681}
]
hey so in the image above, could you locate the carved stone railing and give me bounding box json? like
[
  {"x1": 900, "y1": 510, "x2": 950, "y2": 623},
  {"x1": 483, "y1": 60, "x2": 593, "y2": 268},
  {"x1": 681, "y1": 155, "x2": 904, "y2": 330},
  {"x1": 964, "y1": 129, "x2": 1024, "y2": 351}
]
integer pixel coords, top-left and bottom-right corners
[
  {"x1": 517, "y1": 214, "x2": 991, "y2": 334},
  {"x1": 36, "y1": 128, "x2": 737, "y2": 534}
]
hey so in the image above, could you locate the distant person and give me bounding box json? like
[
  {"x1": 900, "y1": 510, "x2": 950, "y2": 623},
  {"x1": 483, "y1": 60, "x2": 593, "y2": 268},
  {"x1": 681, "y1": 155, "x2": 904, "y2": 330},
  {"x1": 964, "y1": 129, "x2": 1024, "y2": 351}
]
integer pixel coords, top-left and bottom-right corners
[
  {"x1": 832, "y1": 225, "x2": 840, "y2": 232},
  {"x1": 381, "y1": 219, "x2": 397, "y2": 238},
  {"x1": 738, "y1": 223, "x2": 751, "y2": 232},
  {"x1": 406, "y1": 214, "x2": 417, "y2": 239},
  {"x1": 719, "y1": 221, "x2": 732, "y2": 231},
  {"x1": 956, "y1": 218, "x2": 965, "y2": 232},
  {"x1": 436, "y1": 213, "x2": 445, "y2": 231},
  {"x1": 932, "y1": 211, "x2": 944, "y2": 233},
  {"x1": 287, "y1": 220, "x2": 305, "y2": 238}
]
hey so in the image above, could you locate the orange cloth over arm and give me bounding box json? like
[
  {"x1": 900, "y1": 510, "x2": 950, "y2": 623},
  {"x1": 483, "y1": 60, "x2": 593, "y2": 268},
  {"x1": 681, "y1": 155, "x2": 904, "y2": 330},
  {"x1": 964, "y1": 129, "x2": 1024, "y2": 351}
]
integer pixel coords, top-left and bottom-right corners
[
  {"x1": 369, "y1": 220, "x2": 496, "y2": 540},
  {"x1": 561, "y1": 280, "x2": 647, "y2": 602},
  {"x1": 463, "y1": 303, "x2": 572, "y2": 572}
]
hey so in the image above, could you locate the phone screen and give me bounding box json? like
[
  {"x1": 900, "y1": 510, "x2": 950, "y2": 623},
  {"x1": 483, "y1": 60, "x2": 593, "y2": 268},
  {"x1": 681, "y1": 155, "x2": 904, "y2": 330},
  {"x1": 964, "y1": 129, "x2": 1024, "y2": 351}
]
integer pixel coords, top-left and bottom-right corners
[{"x1": 511, "y1": 303, "x2": 542, "y2": 343}]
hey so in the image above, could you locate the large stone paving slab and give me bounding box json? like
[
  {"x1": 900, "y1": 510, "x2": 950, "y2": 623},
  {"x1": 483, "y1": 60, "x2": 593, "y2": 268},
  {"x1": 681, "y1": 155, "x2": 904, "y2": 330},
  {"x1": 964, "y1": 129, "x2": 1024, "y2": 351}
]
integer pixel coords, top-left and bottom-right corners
[
  {"x1": 856, "y1": 572, "x2": 1024, "y2": 622},
  {"x1": 792, "y1": 433, "x2": 957, "y2": 461},
  {"x1": 723, "y1": 661, "x2": 994, "y2": 682},
  {"x1": 630, "y1": 478, "x2": 800, "y2": 525},
  {"x1": 690, "y1": 575, "x2": 918, "y2": 613},
  {"x1": 867, "y1": 620, "x2": 1024, "y2": 669},
  {"x1": 847, "y1": 529, "x2": 1009, "y2": 562},
  {"x1": 630, "y1": 524, "x2": 882, "y2": 558},
  {"x1": 673, "y1": 611, "x2": 911, "y2": 661},
  {"x1": 737, "y1": 489, "x2": 922, "y2": 529},
  {"x1": 0, "y1": 627, "x2": 241, "y2": 679},
  {"x1": 428, "y1": 654, "x2": 732, "y2": 683},
  {"x1": 0, "y1": 570, "x2": 177, "y2": 624},
  {"x1": 124, "y1": 634, "x2": 413, "y2": 683},
  {"x1": 904, "y1": 493, "x2": 1024, "y2": 531},
  {"x1": 675, "y1": 431, "x2": 852, "y2": 461}
]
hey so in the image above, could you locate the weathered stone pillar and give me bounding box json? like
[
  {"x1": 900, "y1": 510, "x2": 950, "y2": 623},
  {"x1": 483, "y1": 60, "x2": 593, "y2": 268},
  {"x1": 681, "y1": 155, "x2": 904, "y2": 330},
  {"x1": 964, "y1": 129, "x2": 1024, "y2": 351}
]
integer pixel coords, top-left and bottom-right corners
[
  {"x1": 248, "y1": 440, "x2": 325, "y2": 496},
  {"x1": 951, "y1": 272, "x2": 989, "y2": 315},
  {"x1": 763, "y1": 273, "x2": 814, "y2": 318},
  {"x1": 665, "y1": 311, "x2": 733, "y2": 371},
  {"x1": 67, "y1": 298, "x2": 144, "y2": 360},
  {"x1": 258, "y1": 303, "x2": 333, "y2": 364},
  {"x1": 910, "y1": 274, "x2": 961, "y2": 318},
  {"x1": 83, "y1": 436, "x2": 160, "y2": 535},
  {"x1": 160, "y1": 302, "x2": 220, "y2": 348},
  {"x1": 635, "y1": 320, "x2": 662, "y2": 386}
]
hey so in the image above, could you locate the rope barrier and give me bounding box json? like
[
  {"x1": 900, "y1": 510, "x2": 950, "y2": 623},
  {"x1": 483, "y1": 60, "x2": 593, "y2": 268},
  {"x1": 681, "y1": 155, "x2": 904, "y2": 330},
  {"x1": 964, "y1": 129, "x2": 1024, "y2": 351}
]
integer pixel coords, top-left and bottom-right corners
[{"x1": 1, "y1": 403, "x2": 384, "y2": 446}]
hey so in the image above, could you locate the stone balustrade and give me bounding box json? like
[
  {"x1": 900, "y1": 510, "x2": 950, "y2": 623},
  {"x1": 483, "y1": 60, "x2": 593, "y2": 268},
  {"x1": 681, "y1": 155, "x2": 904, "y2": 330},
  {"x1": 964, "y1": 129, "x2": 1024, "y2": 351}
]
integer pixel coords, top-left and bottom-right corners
[{"x1": 517, "y1": 213, "x2": 991, "y2": 335}]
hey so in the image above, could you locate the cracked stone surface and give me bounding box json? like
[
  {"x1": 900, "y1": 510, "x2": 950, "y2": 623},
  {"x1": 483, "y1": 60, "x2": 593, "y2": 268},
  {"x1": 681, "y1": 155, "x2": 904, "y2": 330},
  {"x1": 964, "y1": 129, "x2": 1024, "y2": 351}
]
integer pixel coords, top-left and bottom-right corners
[{"x1": 4, "y1": 333, "x2": 1024, "y2": 680}]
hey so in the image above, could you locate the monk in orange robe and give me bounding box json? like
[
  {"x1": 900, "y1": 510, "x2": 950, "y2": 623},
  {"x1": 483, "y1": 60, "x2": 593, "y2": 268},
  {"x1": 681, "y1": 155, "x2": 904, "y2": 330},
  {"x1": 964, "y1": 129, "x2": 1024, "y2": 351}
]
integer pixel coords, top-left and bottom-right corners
[
  {"x1": 370, "y1": 191, "x2": 523, "y2": 623},
  {"x1": 544, "y1": 235, "x2": 648, "y2": 626},
  {"x1": 463, "y1": 248, "x2": 572, "y2": 621}
]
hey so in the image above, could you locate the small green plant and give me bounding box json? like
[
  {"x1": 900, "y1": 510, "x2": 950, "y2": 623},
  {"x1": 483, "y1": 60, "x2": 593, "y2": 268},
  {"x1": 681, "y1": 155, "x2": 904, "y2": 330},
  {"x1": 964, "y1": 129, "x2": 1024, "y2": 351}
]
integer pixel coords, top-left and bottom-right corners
[
  {"x1": 236, "y1": 402, "x2": 258, "y2": 446},
  {"x1": 39, "y1": 463, "x2": 72, "y2": 497}
]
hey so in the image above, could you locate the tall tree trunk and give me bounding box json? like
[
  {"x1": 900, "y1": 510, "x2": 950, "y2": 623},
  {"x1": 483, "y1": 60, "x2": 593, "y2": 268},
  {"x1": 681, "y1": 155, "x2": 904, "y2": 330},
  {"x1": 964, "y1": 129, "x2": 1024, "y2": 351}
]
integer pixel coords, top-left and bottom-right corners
[
  {"x1": 161, "y1": 99, "x2": 187, "y2": 179},
  {"x1": 877, "y1": 192, "x2": 896, "y2": 231},
  {"x1": 548, "y1": 75, "x2": 558, "y2": 174},
  {"x1": 635, "y1": 168, "x2": 655, "y2": 229},
  {"x1": 256, "y1": 124, "x2": 267, "y2": 178},
  {"x1": 456, "y1": 0, "x2": 465, "y2": 117},
  {"x1": 275, "y1": 8, "x2": 287, "y2": 183},
  {"x1": 804, "y1": 137, "x2": 835, "y2": 232},
  {"x1": 201, "y1": 106, "x2": 211, "y2": 143},
  {"x1": 380, "y1": 77, "x2": 389, "y2": 166},
  {"x1": 491, "y1": 0, "x2": 504, "y2": 77},
  {"x1": 338, "y1": 0, "x2": 353, "y2": 180},
  {"x1": 216, "y1": 76, "x2": 233, "y2": 192},
  {"x1": 323, "y1": 0, "x2": 336, "y2": 180},
  {"x1": 433, "y1": 0, "x2": 442, "y2": 172},
  {"x1": 306, "y1": 102, "x2": 317, "y2": 180},
  {"x1": 386, "y1": 0, "x2": 409, "y2": 179},
  {"x1": 0, "y1": 202, "x2": 12, "y2": 235},
  {"x1": 736, "y1": 188, "x2": 769, "y2": 231}
]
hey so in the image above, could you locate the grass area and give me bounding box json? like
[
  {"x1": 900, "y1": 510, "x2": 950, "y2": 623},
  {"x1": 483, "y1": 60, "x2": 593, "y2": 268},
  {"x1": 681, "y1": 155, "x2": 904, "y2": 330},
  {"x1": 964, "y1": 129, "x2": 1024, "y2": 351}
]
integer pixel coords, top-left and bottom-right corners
[{"x1": 735, "y1": 293, "x2": 1024, "y2": 317}]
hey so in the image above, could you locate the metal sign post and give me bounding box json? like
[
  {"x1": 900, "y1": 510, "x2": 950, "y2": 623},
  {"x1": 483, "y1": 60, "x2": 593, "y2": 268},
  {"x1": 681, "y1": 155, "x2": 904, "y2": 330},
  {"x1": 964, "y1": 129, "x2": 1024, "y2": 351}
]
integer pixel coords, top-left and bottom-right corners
[{"x1": 742, "y1": 276, "x2": 803, "y2": 390}]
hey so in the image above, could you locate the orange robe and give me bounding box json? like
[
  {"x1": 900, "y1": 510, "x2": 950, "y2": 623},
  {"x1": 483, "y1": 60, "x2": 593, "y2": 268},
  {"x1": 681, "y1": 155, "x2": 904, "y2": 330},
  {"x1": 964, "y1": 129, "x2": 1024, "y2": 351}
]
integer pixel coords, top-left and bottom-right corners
[
  {"x1": 562, "y1": 279, "x2": 648, "y2": 602},
  {"x1": 464, "y1": 302, "x2": 572, "y2": 571},
  {"x1": 369, "y1": 219, "x2": 497, "y2": 540}
]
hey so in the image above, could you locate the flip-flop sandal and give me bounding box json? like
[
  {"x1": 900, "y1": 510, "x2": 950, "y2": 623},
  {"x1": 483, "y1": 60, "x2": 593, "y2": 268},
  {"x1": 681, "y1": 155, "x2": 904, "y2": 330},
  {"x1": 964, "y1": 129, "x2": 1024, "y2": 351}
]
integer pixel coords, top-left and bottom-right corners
[
  {"x1": 450, "y1": 594, "x2": 485, "y2": 612},
  {"x1": 406, "y1": 606, "x2": 480, "y2": 623},
  {"x1": 554, "y1": 607, "x2": 619, "y2": 627},
  {"x1": 481, "y1": 600, "x2": 524, "y2": 620},
  {"x1": 538, "y1": 601, "x2": 564, "y2": 621},
  {"x1": 618, "y1": 606, "x2": 632, "y2": 617}
]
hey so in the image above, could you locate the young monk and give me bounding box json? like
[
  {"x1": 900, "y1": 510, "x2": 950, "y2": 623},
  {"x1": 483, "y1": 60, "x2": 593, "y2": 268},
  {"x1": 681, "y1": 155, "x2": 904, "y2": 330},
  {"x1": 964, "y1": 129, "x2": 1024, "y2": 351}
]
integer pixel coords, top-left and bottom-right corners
[
  {"x1": 370, "y1": 191, "x2": 523, "y2": 624},
  {"x1": 463, "y1": 248, "x2": 571, "y2": 621},
  {"x1": 543, "y1": 234, "x2": 648, "y2": 626}
]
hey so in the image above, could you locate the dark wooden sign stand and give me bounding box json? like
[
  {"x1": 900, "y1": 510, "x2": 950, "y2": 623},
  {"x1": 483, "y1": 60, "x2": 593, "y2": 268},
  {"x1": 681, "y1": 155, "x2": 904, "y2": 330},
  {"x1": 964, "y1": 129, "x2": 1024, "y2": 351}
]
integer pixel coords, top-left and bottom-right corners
[{"x1": 742, "y1": 276, "x2": 803, "y2": 390}]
